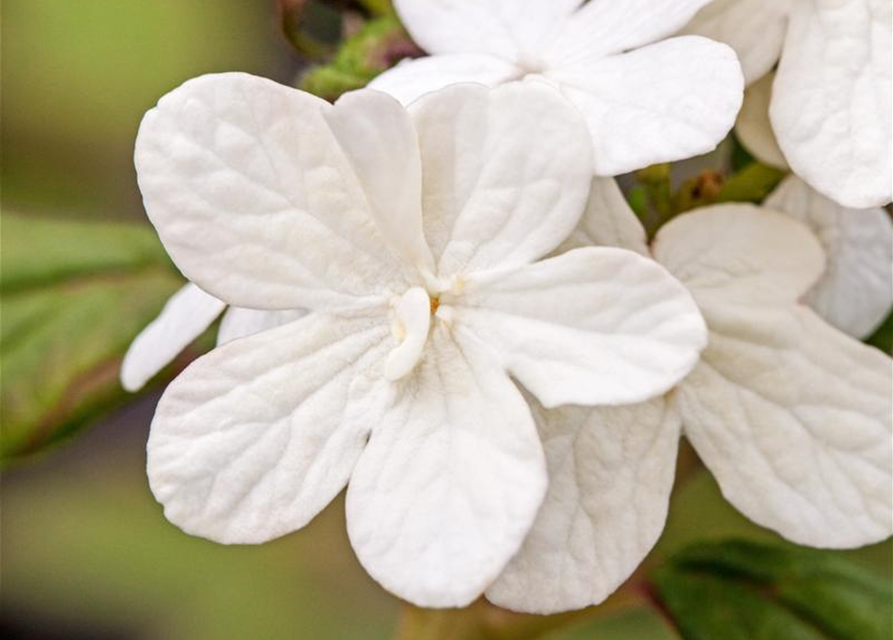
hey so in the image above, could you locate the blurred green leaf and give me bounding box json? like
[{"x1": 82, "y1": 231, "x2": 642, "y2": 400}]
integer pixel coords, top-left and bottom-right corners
[
  {"x1": 866, "y1": 309, "x2": 893, "y2": 353},
  {"x1": 653, "y1": 539, "x2": 893, "y2": 640},
  {"x1": 717, "y1": 162, "x2": 786, "y2": 204},
  {"x1": 1, "y1": 214, "x2": 182, "y2": 461},
  {"x1": 300, "y1": 15, "x2": 421, "y2": 101}
]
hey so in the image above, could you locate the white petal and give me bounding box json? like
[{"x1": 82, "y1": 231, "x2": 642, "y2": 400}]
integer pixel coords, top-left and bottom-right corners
[
  {"x1": 682, "y1": 0, "x2": 793, "y2": 84},
  {"x1": 121, "y1": 284, "x2": 225, "y2": 392},
  {"x1": 551, "y1": 0, "x2": 713, "y2": 64},
  {"x1": 393, "y1": 0, "x2": 582, "y2": 59},
  {"x1": 765, "y1": 176, "x2": 893, "y2": 338},
  {"x1": 324, "y1": 90, "x2": 434, "y2": 272},
  {"x1": 147, "y1": 312, "x2": 394, "y2": 544},
  {"x1": 369, "y1": 54, "x2": 521, "y2": 107},
  {"x1": 409, "y1": 82, "x2": 592, "y2": 277},
  {"x1": 346, "y1": 325, "x2": 547, "y2": 608},
  {"x1": 487, "y1": 395, "x2": 680, "y2": 614},
  {"x1": 679, "y1": 303, "x2": 893, "y2": 548},
  {"x1": 216, "y1": 307, "x2": 307, "y2": 345},
  {"x1": 453, "y1": 247, "x2": 707, "y2": 408},
  {"x1": 652, "y1": 205, "x2": 825, "y2": 309},
  {"x1": 558, "y1": 177, "x2": 649, "y2": 256},
  {"x1": 771, "y1": 0, "x2": 892, "y2": 208},
  {"x1": 735, "y1": 72, "x2": 788, "y2": 169},
  {"x1": 548, "y1": 37, "x2": 743, "y2": 176},
  {"x1": 135, "y1": 73, "x2": 413, "y2": 313}
]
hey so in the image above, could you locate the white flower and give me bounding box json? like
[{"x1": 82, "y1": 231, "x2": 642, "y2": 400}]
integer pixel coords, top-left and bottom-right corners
[
  {"x1": 133, "y1": 73, "x2": 708, "y2": 608},
  {"x1": 493, "y1": 182, "x2": 892, "y2": 614},
  {"x1": 733, "y1": 74, "x2": 893, "y2": 339},
  {"x1": 552, "y1": 187, "x2": 893, "y2": 559},
  {"x1": 370, "y1": 0, "x2": 744, "y2": 176},
  {"x1": 684, "y1": 0, "x2": 892, "y2": 208}
]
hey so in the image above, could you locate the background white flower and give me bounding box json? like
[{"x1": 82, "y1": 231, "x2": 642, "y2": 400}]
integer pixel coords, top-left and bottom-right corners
[
  {"x1": 569, "y1": 189, "x2": 893, "y2": 550},
  {"x1": 120, "y1": 284, "x2": 305, "y2": 392},
  {"x1": 685, "y1": 0, "x2": 893, "y2": 208},
  {"x1": 732, "y1": 74, "x2": 893, "y2": 339},
  {"x1": 371, "y1": 0, "x2": 744, "y2": 176},
  {"x1": 134, "y1": 73, "x2": 708, "y2": 608}
]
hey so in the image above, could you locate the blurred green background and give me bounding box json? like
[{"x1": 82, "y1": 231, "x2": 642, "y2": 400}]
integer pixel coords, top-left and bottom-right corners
[{"x1": 1, "y1": 2, "x2": 890, "y2": 639}]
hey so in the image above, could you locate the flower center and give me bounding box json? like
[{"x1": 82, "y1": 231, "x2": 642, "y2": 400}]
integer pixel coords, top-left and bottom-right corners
[{"x1": 385, "y1": 287, "x2": 433, "y2": 381}]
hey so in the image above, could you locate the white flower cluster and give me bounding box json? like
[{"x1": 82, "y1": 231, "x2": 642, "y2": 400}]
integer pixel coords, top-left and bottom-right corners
[{"x1": 122, "y1": 0, "x2": 892, "y2": 613}]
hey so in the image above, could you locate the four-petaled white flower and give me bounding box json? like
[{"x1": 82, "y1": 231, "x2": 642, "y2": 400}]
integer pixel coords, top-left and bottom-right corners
[
  {"x1": 370, "y1": 0, "x2": 744, "y2": 176},
  {"x1": 549, "y1": 187, "x2": 893, "y2": 564},
  {"x1": 133, "y1": 73, "x2": 708, "y2": 608},
  {"x1": 684, "y1": 0, "x2": 893, "y2": 208}
]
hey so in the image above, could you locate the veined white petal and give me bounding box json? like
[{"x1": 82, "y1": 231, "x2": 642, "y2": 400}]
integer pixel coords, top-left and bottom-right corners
[
  {"x1": 487, "y1": 395, "x2": 680, "y2": 614},
  {"x1": 409, "y1": 82, "x2": 592, "y2": 277},
  {"x1": 148, "y1": 313, "x2": 394, "y2": 544},
  {"x1": 325, "y1": 90, "x2": 434, "y2": 273},
  {"x1": 121, "y1": 283, "x2": 225, "y2": 392},
  {"x1": 454, "y1": 247, "x2": 707, "y2": 408},
  {"x1": 558, "y1": 177, "x2": 649, "y2": 256},
  {"x1": 385, "y1": 287, "x2": 432, "y2": 381},
  {"x1": 735, "y1": 72, "x2": 788, "y2": 169},
  {"x1": 548, "y1": 37, "x2": 743, "y2": 176},
  {"x1": 679, "y1": 303, "x2": 893, "y2": 548},
  {"x1": 393, "y1": 0, "x2": 583, "y2": 60},
  {"x1": 216, "y1": 307, "x2": 307, "y2": 345},
  {"x1": 652, "y1": 205, "x2": 825, "y2": 309},
  {"x1": 765, "y1": 175, "x2": 893, "y2": 338},
  {"x1": 347, "y1": 325, "x2": 547, "y2": 608},
  {"x1": 551, "y1": 0, "x2": 713, "y2": 64},
  {"x1": 682, "y1": 0, "x2": 793, "y2": 84},
  {"x1": 771, "y1": 0, "x2": 892, "y2": 208},
  {"x1": 369, "y1": 54, "x2": 520, "y2": 107},
  {"x1": 135, "y1": 73, "x2": 414, "y2": 313}
]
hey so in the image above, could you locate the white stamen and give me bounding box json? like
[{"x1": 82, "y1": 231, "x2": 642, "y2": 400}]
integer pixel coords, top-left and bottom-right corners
[{"x1": 385, "y1": 287, "x2": 431, "y2": 381}]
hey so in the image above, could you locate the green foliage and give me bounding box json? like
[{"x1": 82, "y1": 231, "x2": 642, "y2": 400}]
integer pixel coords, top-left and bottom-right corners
[
  {"x1": 866, "y1": 310, "x2": 893, "y2": 353},
  {"x1": 653, "y1": 539, "x2": 893, "y2": 640},
  {"x1": 1, "y1": 214, "x2": 183, "y2": 461},
  {"x1": 717, "y1": 162, "x2": 787, "y2": 204},
  {"x1": 300, "y1": 15, "x2": 419, "y2": 101}
]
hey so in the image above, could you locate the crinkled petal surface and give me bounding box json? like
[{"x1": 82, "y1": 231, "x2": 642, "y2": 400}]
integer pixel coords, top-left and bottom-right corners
[
  {"x1": 121, "y1": 283, "x2": 226, "y2": 392},
  {"x1": 652, "y1": 205, "x2": 825, "y2": 309},
  {"x1": 771, "y1": 0, "x2": 893, "y2": 208},
  {"x1": 551, "y1": 0, "x2": 713, "y2": 64},
  {"x1": 135, "y1": 73, "x2": 413, "y2": 312},
  {"x1": 454, "y1": 247, "x2": 707, "y2": 408},
  {"x1": 324, "y1": 90, "x2": 434, "y2": 272},
  {"x1": 678, "y1": 303, "x2": 893, "y2": 548},
  {"x1": 346, "y1": 325, "x2": 547, "y2": 608},
  {"x1": 393, "y1": 0, "x2": 583, "y2": 59},
  {"x1": 765, "y1": 176, "x2": 893, "y2": 338},
  {"x1": 409, "y1": 82, "x2": 592, "y2": 276},
  {"x1": 548, "y1": 36, "x2": 743, "y2": 175},
  {"x1": 148, "y1": 312, "x2": 393, "y2": 544},
  {"x1": 558, "y1": 177, "x2": 649, "y2": 257},
  {"x1": 735, "y1": 72, "x2": 788, "y2": 169},
  {"x1": 487, "y1": 395, "x2": 680, "y2": 614},
  {"x1": 368, "y1": 54, "x2": 520, "y2": 108},
  {"x1": 216, "y1": 307, "x2": 308, "y2": 345},
  {"x1": 683, "y1": 0, "x2": 793, "y2": 84}
]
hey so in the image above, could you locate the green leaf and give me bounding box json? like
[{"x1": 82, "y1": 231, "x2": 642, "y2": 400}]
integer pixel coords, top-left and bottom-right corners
[
  {"x1": 652, "y1": 539, "x2": 893, "y2": 640},
  {"x1": 1, "y1": 214, "x2": 183, "y2": 461},
  {"x1": 866, "y1": 309, "x2": 893, "y2": 354},
  {"x1": 717, "y1": 162, "x2": 787, "y2": 204},
  {"x1": 300, "y1": 16, "x2": 420, "y2": 101}
]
